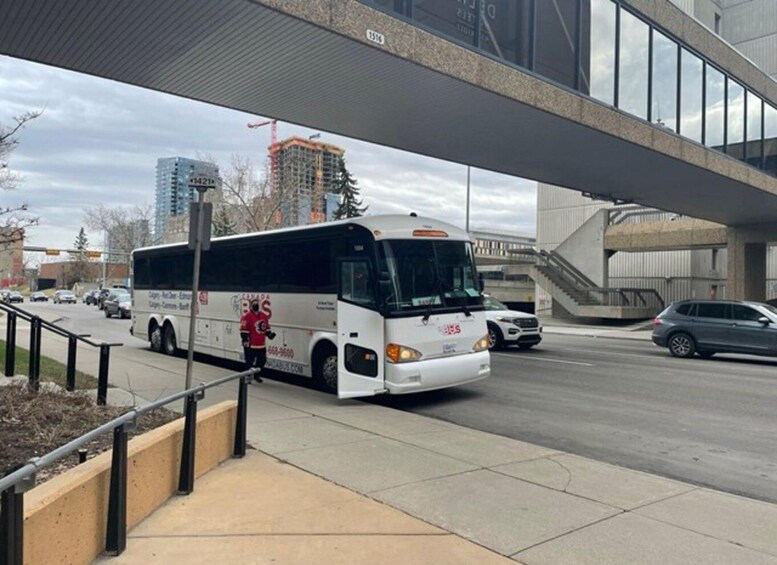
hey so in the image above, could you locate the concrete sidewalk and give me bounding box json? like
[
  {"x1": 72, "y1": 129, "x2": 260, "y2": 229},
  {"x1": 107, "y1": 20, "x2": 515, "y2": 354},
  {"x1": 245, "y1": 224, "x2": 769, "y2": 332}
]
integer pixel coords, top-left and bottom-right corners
[{"x1": 101, "y1": 378, "x2": 777, "y2": 564}]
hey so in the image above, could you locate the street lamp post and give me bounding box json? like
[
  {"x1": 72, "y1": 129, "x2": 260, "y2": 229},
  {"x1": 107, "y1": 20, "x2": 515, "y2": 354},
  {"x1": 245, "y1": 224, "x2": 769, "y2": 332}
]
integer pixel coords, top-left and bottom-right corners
[
  {"x1": 465, "y1": 165, "x2": 471, "y2": 233},
  {"x1": 184, "y1": 176, "x2": 216, "y2": 391}
]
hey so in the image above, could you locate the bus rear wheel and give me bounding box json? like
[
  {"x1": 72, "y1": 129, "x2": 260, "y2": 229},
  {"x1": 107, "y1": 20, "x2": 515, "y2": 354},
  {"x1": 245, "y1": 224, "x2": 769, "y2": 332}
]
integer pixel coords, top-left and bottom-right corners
[
  {"x1": 163, "y1": 324, "x2": 178, "y2": 356},
  {"x1": 149, "y1": 323, "x2": 163, "y2": 353}
]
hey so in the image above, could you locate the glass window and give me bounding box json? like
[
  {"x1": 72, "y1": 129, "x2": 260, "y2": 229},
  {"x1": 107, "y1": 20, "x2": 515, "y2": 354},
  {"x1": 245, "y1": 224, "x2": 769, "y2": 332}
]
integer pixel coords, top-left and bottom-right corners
[
  {"x1": 340, "y1": 260, "x2": 376, "y2": 308},
  {"x1": 746, "y1": 91, "x2": 763, "y2": 168},
  {"x1": 651, "y1": 31, "x2": 678, "y2": 131},
  {"x1": 679, "y1": 49, "x2": 703, "y2": 143},
  {"x1": 618, "y1": 10, "x2": 649, "y2": 120},
  {"x1": 727, "y1": 80, "x2": 745, "y2": 160},
  {"x1": 583, "y1": 0, "x2": 617, "y2": 104},
  {"x1": 675, "y1": 303, "x2": 693, "y2": 316},
  {"x1": 413, "y1": 0, "x2": 477, "y2": 46},
  {"x1": 705, "y1": 66, "x2": 726, "y2": 150},
  {"x1": 696, "y1": 302, "x2": 728, "y2": 319},
  {"x1": 732, "y1": 305, "x2": 764, "y2": 322},
  {"x1": 765, "y1": 104, "x2": 777, "y2": 177},
  {"x1": 534, "y1": 0, "x2": 580, "y2": 89},
  {"x1": 370, "y1": 0, "x2": 406, "y2": 15},
  {"x1": 479, "y1": 0, "x2": 532, "y2": 69}
]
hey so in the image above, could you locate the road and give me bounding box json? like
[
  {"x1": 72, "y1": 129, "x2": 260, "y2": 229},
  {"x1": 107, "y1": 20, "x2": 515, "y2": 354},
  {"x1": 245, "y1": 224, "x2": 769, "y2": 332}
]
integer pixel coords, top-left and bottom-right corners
[{"x1": 19, "y1": 301, "x2": 777, "y2": 503}]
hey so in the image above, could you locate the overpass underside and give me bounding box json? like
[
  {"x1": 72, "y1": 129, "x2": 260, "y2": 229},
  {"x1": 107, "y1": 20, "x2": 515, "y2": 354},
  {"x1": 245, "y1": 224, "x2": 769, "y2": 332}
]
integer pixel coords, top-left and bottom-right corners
[{"x1": 4, "y1": 0, "x2": 777, "y2": 299}]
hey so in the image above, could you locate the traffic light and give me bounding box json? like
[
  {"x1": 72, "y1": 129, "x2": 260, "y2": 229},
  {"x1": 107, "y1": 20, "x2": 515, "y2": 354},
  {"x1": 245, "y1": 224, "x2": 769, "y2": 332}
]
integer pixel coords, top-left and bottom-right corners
[
  {"x1": 85, "y1": 251, "x2": 102, "y2": 258},
  {"x1": 45, "y1": 249, "x2": 60, "y2": 256}
]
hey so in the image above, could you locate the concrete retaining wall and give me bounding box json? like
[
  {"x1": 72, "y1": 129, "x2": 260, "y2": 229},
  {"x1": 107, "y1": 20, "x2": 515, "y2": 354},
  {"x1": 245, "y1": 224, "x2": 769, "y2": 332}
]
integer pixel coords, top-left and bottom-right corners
[{"x1": 22, "y1": 400, "x2": 237, "y2": 565}]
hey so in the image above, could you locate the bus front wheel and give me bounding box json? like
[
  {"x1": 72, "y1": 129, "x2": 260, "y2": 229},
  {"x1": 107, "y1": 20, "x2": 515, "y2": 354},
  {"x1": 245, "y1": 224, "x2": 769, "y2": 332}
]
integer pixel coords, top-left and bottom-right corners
[
  {"x1": 314, "y1": 345, "x2": 338, "y2": 394},
  {"x1": 163, "y1": 324, "x2": 178, "y2": 356}
]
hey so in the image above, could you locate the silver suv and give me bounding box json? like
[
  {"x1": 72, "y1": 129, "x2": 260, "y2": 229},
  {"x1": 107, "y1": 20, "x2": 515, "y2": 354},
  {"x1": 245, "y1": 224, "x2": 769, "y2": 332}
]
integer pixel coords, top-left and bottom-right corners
[{"x1": 652, "y1": 300, "x2": 777, "y2": 358}]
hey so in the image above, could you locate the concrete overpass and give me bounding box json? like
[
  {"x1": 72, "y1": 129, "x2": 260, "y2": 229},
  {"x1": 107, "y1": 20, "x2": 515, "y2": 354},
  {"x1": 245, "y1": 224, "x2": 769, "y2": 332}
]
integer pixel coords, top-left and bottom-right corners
[{"x1": 3, "y1": 0, "x2": 777, "y2": 299}]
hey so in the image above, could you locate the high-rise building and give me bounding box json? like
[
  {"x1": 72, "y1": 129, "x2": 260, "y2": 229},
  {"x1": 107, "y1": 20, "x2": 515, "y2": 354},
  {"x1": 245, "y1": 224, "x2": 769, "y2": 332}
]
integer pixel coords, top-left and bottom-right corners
[
  {"x1": 155, "y1": 157, "x2": 220, "y2": 238},
  {"x1": 271, "y1": 137, "x2": 344, "y2": 227}
]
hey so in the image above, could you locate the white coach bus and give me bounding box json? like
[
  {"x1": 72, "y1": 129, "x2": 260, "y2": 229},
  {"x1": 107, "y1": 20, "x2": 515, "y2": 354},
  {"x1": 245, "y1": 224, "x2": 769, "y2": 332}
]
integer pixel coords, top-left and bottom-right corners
[{"x1": 131, "y1": 214, "x2": 491, "y2": 398}]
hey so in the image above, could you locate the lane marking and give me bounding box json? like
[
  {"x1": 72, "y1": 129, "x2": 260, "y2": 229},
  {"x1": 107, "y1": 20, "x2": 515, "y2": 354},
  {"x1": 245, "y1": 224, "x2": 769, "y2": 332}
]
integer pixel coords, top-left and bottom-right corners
[{"x1": 491, "y1": 353, "x2": 594, "y2": 367}]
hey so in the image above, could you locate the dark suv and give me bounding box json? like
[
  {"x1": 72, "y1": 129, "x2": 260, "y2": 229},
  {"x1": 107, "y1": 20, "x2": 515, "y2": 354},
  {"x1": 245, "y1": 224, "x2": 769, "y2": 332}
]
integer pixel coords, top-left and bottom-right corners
[{"x1": 652, "y1": 300, "x2": 777, "y2": 358}]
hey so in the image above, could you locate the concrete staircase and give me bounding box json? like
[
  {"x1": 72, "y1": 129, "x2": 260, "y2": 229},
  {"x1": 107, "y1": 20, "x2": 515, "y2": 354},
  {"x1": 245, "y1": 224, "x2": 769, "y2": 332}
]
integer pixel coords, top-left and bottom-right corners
[{"x1": 508, "y1": 250, "x2": 664, "y2": 320}]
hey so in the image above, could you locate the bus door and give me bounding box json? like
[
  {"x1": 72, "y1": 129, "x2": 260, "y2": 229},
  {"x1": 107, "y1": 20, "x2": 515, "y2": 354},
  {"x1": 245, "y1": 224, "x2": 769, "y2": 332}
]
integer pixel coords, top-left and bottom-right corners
[{"x1": 337, "y1": 258, "x2": 386, "y2": 399}]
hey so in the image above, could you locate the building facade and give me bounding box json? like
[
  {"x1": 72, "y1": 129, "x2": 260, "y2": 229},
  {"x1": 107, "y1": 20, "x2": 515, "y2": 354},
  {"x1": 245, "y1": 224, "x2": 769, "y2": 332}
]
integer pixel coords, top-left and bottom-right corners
[
  {"x1": 271, "y1": 137, "x2": 344, "y2": 227},
  {"x1": 154, "y1": 157, "x2": 220, "y2": 238},
  {"x1": 536, "y1": 0, "x2": 777, "y2": 317}
]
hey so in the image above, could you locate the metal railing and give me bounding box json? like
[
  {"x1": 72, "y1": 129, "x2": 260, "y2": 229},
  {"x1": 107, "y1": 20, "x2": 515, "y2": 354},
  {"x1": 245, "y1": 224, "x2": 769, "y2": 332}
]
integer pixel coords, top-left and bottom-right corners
[
  {"x1": 607, "y1": 205, "x2": 680, "y2": 226},
  {"x1": 0, "y1": 367, "x2": 257, "y2": 565},
  {"x1": 508, "y1": 248, "x2": 665, "y2": 311},
  {"x1": 0, "y1": 301, "x2": 122, "y2": 405}
]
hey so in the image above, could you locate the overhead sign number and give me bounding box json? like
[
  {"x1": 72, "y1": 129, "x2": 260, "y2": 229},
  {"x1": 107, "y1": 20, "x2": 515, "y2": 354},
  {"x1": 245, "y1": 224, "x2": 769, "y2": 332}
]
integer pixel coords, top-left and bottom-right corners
[
  {"x1": 188, "y1": 175, "x2": 218, "y2": 189},
  {"x1": 366, "y1": 29, "x2": 385, "y2": 45}
]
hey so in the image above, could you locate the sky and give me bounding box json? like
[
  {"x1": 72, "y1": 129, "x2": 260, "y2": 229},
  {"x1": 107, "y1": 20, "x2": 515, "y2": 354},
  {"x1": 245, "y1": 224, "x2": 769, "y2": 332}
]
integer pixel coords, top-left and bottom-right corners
[{"x1": 0, "y1": 55, "x2": 537, "y2": 257}]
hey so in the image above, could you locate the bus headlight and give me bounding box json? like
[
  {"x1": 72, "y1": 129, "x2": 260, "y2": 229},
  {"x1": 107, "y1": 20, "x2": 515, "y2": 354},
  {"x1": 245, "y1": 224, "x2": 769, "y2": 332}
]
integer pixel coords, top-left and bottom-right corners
[
  {"x1": 386, "y1": 343, "x2": 422, "y2": 363},
  {"x1": 473, "y1": 335, "x2": 489, "y2": 352}
]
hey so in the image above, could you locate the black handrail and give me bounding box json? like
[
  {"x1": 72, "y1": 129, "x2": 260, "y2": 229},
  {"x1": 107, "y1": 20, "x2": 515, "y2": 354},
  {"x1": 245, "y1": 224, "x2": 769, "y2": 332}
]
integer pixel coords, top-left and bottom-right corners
[
  {"x1": 0, "y1": 367, "x2": 258, "y2": 564},
  {"x1": 0, "y1": 301, "x2": 122, "y2": 403}
]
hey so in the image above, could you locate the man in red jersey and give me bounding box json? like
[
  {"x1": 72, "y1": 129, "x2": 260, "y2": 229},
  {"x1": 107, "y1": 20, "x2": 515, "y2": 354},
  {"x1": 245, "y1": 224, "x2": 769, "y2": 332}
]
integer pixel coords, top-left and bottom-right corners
[{"x1": 239, "y1": 298, "x2": 275, "y2": 383}]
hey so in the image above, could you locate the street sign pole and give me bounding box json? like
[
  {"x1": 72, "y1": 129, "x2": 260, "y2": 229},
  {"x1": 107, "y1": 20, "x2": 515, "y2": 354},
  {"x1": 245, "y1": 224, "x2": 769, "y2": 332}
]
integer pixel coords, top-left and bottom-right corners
[{"x1": 184, "y1": 176, "x2": 216, "y2": 392}]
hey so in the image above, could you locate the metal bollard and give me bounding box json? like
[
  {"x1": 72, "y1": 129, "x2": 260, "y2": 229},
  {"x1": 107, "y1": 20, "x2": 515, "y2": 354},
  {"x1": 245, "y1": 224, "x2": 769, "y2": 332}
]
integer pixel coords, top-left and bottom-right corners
[
  {"x1": 178, "y1": 391, "x2": 202, "y2": 495},
  {"x1": 97, "y1": 344, "x2": 110, "y2": 406},
  {"x1": 105, "y1": 423, "x2": 129, "y2": 556},
  {"x1": 66, "y1": 336, "x2": 78, "y2": 392},
  {"x1": 28, "y1": 316, "x2": 41, "y2": 392},
  {"x1": 5, "y1": 312, "x2": 17, "y2": 377},
  {"x1": 233, "y1": 373, "x2": 251, "y2": 458}
]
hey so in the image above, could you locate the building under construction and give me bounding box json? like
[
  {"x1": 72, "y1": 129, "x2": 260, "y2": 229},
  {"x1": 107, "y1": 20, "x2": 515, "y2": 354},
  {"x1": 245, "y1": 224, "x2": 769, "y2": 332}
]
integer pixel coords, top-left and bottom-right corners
[{"x1": 270, "y1": 136, "x2": 344, "y2": 227}]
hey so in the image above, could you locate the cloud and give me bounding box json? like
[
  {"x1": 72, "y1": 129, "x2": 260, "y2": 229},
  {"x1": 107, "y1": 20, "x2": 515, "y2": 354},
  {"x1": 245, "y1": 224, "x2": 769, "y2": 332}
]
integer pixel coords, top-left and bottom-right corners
[{"x1": 0, "y1": 55, "x2": 537, "y2": 253}]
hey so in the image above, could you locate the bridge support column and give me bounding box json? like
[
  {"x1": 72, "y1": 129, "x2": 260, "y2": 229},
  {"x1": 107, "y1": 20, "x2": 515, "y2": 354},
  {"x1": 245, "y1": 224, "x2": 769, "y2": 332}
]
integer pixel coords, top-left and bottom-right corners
[{"x1": 726, "y1": 227, "x2": 768, "y2": 301}]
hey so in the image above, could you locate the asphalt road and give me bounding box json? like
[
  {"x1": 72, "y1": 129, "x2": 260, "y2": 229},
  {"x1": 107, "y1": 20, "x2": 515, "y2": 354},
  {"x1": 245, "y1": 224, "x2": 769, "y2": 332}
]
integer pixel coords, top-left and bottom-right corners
[
  {"x1": 21, "y1": 301, "x2": 777, "y2": 503},
  {"x1": 382, "y1": 334, "x2": 777, "y2": 504}
]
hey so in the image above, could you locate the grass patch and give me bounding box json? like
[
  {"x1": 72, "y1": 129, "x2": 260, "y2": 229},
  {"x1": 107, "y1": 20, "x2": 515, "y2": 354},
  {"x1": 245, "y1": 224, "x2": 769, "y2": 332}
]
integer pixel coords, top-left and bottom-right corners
[{"x1": 0, "y1": 339, "x2": 98, "y2": 389}]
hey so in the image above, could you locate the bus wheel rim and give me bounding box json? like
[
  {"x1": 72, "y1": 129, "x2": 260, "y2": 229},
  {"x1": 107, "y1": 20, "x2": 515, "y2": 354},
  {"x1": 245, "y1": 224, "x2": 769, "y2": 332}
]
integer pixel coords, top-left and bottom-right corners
[{"x1": 322, "y1": 355, "x2": 338, "y2": 389}]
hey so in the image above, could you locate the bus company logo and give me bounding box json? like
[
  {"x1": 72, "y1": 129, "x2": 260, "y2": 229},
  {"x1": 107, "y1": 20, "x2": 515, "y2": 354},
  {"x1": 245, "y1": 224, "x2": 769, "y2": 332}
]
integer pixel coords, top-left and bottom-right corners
[
  {"x1": 441, "y1": 323, "x2": 462, "y2": 336},
  {"x1": 231, "y1": 293, "x2": 272, "y2": 319}
]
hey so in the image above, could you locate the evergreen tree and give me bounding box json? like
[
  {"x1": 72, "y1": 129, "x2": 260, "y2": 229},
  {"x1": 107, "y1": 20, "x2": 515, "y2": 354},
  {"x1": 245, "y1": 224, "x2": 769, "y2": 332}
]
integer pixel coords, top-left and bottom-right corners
[
  {"x1": 66, "y1": 227, "x2": 91, "y2": 286},
  {"x1": 333, "y1": 157, "x2": 367, "y2": 220},
  {"x1": 212, "y1": 205, "x2": 237, "y2": 237}
]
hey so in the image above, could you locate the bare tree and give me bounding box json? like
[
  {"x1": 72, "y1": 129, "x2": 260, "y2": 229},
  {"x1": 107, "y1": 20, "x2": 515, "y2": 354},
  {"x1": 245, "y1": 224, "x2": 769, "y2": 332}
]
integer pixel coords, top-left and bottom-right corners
[
  {"x1": 1, "y1": 111, "x2": 41, "y2": 245},
  {"x1": 83, "y1": 204, "x2": 156, "y2": 262}
]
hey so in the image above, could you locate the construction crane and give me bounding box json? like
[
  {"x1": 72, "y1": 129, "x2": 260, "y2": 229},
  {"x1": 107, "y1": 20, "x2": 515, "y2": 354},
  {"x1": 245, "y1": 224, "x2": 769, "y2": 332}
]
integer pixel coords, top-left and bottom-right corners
[{"x1": 246, "y1": 119, "x2": 278, "y2": 193}]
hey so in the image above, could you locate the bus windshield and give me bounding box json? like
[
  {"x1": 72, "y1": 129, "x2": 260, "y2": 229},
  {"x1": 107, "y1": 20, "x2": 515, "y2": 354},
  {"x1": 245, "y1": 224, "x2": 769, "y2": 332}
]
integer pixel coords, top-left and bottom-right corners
[{"x1": 378, "y1": 239, "x2": 482, "y2": 315}]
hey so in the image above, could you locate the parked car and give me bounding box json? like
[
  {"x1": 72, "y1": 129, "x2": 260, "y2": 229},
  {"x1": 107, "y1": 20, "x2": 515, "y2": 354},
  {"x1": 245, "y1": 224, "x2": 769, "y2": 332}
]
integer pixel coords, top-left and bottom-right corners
[
  {"x1": 29, "y1": 291, "x2": 49, "y2": 302},
  {"x1": 103, "y1": 290, "x2": 131, "y2": 318},
  {"x1": 6, "y1": 291, "x2": 23, "y2": 303},
  {"x1": 652, "y1": 299, "x2": 777, "y2": 358},
  {"x1": 53, "y1": 290, "x2": 77, "y2": 304},
  {"x1": 483, "y1": 295, "x2": 542, "y2": 350},
  {"x1": 0, "y1": 290, "x2": 10, "y2": 302}
]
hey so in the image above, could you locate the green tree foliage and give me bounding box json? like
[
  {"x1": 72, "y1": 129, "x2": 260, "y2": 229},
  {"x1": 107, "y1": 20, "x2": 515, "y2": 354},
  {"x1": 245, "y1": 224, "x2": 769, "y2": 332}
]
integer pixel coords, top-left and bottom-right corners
[
  {"x1": 212, "y1": 205, "x2": 237, "y2": 237},
  {"x1": 333, "y1": 157, "x2": 367, "y2": 220}
]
